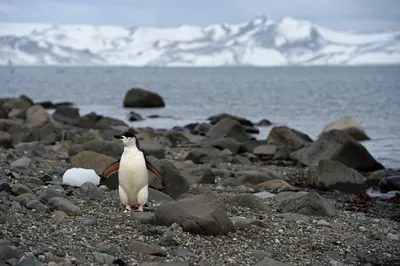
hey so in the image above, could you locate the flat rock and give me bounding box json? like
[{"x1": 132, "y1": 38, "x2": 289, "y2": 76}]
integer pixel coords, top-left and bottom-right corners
[
  {"x1": 231, "y1": 217, "x2": 267, "y2": 229},
  {"x1": 224, "y1": 193, "x2": 268, "y2": 210},
  {"x1": 308, "y1": 159, "x2": 367, "y2": 193},
  {"x1": 154, "y1": 188, "x2": 235, "y2": 235},
  {"x1": 68, "y1": 139, "x2": 123, "y2": 160},
  {"x1": 235, "y1": 170, "x2": 280, "y2": 185},
  {"x1": 278, "y1": 191, "x2": 335, "y2": 217},
  {"x1": 127, "y1": 240, "x2": 167, "y2": 256},
  {"x1": 255, "y1": 179, "x2": 297, "y2": 192},
  {"x1": 253, "y1": 144, "x2": 277, "y2": 157},
  {"x1": 47, "y1": 197, "x2": 80, "y2": 215},
  {"x1": 11, "y1": 184, "x2": 34, "y2": 195}
]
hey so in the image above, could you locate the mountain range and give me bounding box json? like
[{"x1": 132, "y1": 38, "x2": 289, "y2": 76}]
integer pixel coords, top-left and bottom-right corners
[{"x1": 0, "y1": 16, "x2": 399, "y2": 66}]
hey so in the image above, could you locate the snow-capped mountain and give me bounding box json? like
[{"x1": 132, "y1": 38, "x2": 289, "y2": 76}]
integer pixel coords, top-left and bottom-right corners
[{"x1": 1, "y1": 16, "x2": 399, "y2": 66}]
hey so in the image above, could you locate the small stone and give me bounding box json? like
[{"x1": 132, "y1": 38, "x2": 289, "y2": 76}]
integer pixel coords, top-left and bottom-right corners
[
  {"x1": 359, "y1": 226, "x2": 367, "y2": 232},
  {"x1": 47, "y1": 197, "x2": 80, "y2": 215},
  {"x1": 317, "y1": 220, "x2": 331, "y2": 227},
  {"x1": 11, "y1": 156, "x2": 31, "y2": 169},
  {"x1": 387, "y1": 233, "x2": 399, "y2": 241},
  {"x1": 11, "y1": 184, "x2": 34, "y2": 196}
]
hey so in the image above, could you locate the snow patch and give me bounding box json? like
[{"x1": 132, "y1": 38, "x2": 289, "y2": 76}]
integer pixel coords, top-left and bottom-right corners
[{"x1": 62, "y1": 168, "x2": 100, "y2": 187}]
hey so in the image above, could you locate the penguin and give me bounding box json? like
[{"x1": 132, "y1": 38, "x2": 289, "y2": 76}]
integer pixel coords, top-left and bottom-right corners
[{"x1": 100, "y1": 131, "x2": 164, "y2": 212}]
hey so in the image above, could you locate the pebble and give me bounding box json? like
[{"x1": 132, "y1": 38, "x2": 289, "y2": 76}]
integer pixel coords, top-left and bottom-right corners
[
  {"x1": 387, "y1": 233, "x2": 399, "y2": 241},
  {"x1": 11, "y1": 156, "x2": 31, "y2": 168},
  {"x1": 317, "y1": 220, "x2": 331, "y2": 227}
]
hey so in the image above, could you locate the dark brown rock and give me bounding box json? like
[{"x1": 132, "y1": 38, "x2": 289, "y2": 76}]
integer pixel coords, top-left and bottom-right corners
[
  {"x1": 266, "y1": 126, "x2": 313, "y2": 150},
  {"x1": 123, "y1": 88, "x2": 165, "y2": 108}
]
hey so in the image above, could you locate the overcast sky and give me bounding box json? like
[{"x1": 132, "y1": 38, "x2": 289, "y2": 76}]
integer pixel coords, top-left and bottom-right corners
[{"x1": 1, "y1": 0, "x2": 399, "y2": 32}]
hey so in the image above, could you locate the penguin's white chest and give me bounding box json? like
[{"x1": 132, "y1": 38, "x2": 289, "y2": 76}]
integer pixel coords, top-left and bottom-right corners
[{"x1": 118, "y1": 149, "x2": 148, "y2": 206}]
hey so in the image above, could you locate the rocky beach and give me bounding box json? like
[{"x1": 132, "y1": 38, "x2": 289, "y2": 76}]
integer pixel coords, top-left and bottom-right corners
[{"x1": 0, "y1": 89, "x2": 399, "y2": 266}]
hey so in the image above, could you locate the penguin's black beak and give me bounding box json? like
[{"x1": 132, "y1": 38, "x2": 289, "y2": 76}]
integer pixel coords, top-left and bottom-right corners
[{"x1": 114, "y1": 134, "x2": 122, "y2": 140}]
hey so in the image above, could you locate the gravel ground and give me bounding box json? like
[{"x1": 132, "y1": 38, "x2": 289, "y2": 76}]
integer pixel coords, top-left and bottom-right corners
[{"x1": 1, "y1": 148, "x2": 400, "y2": 266}]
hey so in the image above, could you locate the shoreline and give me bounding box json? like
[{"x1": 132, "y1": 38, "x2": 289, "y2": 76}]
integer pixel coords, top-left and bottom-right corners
[{"x1": 0, "y1": 95, "x2": 399, "y2": 265}]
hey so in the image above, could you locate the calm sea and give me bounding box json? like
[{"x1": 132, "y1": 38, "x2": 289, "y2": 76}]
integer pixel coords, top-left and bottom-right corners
[{"x1": 1, "y1": 66, "x2": 400, "y2": 169}]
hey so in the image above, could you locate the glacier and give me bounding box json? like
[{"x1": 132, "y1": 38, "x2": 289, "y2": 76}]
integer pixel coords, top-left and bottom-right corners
[{"x1": 0, "y1": 16, "x2": 399, "y2": 66}]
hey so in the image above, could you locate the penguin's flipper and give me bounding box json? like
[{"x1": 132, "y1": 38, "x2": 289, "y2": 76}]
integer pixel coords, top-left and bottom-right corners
[
  {"x1": 145, "y1": 159, "x2": 164, "y2": 186},
  {"x1": 100, "y1": 159, "x2": 120, "y2": 179}
]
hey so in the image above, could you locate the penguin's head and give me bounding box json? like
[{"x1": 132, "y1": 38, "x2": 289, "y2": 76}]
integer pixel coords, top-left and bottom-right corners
[{"x1": 114, "y1": 131, "x2": 139, "y2": 148}]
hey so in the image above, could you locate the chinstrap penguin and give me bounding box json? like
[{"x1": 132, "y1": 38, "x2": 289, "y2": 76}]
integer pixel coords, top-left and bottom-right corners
[{"x1": 103, "y1": 131, "x2": 164, "y2": 212}]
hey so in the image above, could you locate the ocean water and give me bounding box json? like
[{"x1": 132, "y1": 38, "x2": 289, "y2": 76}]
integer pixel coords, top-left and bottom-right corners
[{"x1": 1, "y1": 66, "x2": 400, "y2": 169}]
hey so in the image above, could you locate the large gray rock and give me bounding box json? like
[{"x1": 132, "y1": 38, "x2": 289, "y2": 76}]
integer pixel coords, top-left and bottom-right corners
[
  {"x1": 224, "y1": 194, "x2": 268, "y2": 211},
  {"x1": 180, "y1": 166, "x2": 215, "y2": 185},
  {"x1": 278, "y1": 192, "x2": 335, "y2": 217},
  {"x1": 123, "y1": 88, "x2": 165, "y2": 108},
  {"x1": 154, "y1": 188, "x2": 235, "y2": 235},
  {"x1": 68, "y1": 139, "x2": 123, "y2": 159},
  {"x1": 52, "y1": 106, "x2": 80, "y2": 125},
  {"x1": 322, "y1": 116, "x2": 370, "y2": 141},
  {"x1": 266, "y1": 126, "x2": 312, "y2": 150},
  {"x1": 205, "y1": 118, "x2": 249, "y2": 143},
  {"x1": 139, "y1": 140, "x2": 166, "y2": 159},
  {"x1": 290, "y1": 130, "x2": 384, "y2": 172},
  {"x1": 308, "y1": 160, "x2": 367, "y2": 194},
  {"x1": 185, "y1": 147, "x2": 229, "y2": 165}
]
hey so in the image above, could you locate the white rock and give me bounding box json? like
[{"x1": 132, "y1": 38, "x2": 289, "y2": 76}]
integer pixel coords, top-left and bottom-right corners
[
  {"x1": 62, "y1": 168, "x2": 100, "y2": 187},
  {"x1": 253, "y1": 191, "x2": 276, "y2": 199}
]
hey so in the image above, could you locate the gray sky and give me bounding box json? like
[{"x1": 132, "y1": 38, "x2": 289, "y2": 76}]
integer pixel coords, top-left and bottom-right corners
[{"x1": 1, "y1": 0, "x2": 399, "y2": 32}]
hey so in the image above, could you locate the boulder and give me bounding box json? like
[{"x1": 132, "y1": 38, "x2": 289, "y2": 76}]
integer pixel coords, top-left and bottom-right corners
[
  {"x1": 25, "y1": 105, "x2": 49, "y2": 127},
  {"x1": 0, "y1": 131, "x2": 13, "y2": 148},
  {"x1": 139, "y1": 140, "x2": 165, "y2": 159},
  {"x1": 2, "y1": 95, "x2": 32, "y2": 111},
  {"x1": 185, "y1": 147, "x2": 229, "y2": 165},
  {"x1": 123, "y1": 88, "x2": 165, "y2": 108},
  {"x1": 308, "y1": 160, "x2": 367, "y2": 194},
  {"x1": 253, "y1": 144, "x2": 277, "y2": 158},
  {"x1": 208, "y1": 113, "x2": 253, "y2": 126},
  {"x1": 224, "y1": 194, "x2": 268, "y2": 211},
  {"x1": 239, "y1": 140, "x2": 266, "y2": 153},
  {"x1": 206, "y1": 137, "x2": 241, "y2": 154},
  {"x1": 52, "y1": 106, "x2": 80, "y2": 125},
  {"x1": 128, "y1": 111, "x2": 144, "y2": 121},
  {"x1": 79, "y1": 112, "x2": 129, "y2": 128},
  {"x1": 71, "y1": 151, "x2": 116, "y2": 175},
  {"x1": 290, "y1": 130, "x2": 384, "y2": 172},
  {"x1": 180, "y1": 166, "x2": 215, "y2": 185},
  {"x1": 278, "y1": 191, "x2": 335, "y2": 217},
  {"x1": 154, "y1": 188, "x2": 235, "y2": 235},
  {"x1": 379, "y1": 175, "x2": 400, "y2": 193},
  {"x1": 266, "y1": 126, "x2": 313, "y2": 150},
  {"x1": 322, "y1": 116, "x2": 370, "y2": 141},
  {"x1": 205, "y1": 118, "x2": 249, "y2": 143},
  {"x1": 68, "y1": 139, "x2": 123, "y2": 159}
]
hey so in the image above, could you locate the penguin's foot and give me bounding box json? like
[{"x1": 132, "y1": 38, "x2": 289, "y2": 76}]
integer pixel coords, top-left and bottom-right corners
[
  {"x1": 136, "y1": 205, "x2": 144, "y2": 212},
  {"x1": 125, "y1": 205, "x2": 132, "y2": 211}
]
